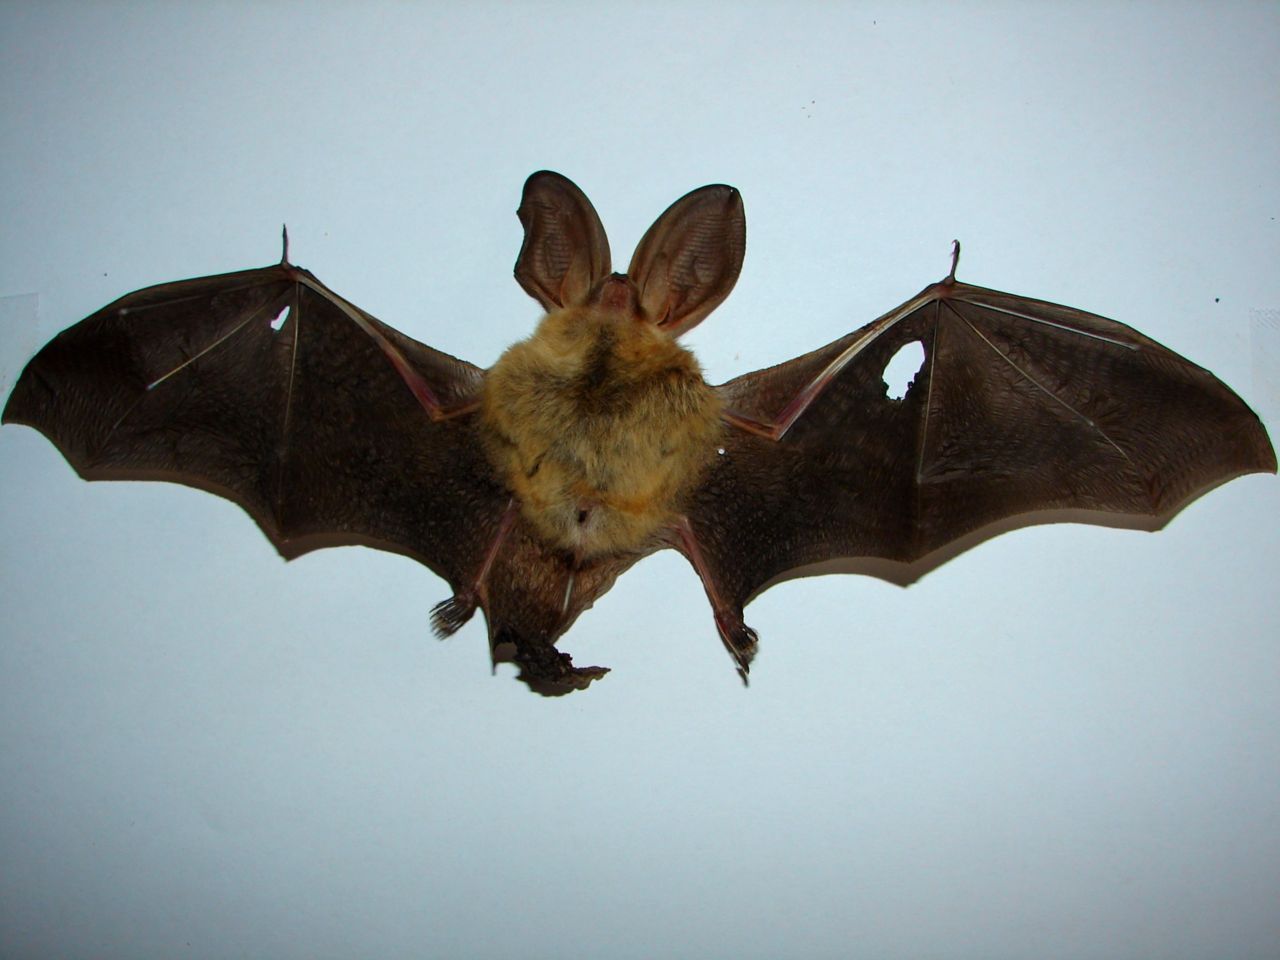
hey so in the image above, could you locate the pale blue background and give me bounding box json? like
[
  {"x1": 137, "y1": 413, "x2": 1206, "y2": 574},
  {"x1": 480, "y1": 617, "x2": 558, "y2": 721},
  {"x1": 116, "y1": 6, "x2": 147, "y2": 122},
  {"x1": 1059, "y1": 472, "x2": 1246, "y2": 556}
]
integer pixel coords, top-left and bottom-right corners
[{"x1": 2, "y1": 3, "x2": 1278, "y2": 958}]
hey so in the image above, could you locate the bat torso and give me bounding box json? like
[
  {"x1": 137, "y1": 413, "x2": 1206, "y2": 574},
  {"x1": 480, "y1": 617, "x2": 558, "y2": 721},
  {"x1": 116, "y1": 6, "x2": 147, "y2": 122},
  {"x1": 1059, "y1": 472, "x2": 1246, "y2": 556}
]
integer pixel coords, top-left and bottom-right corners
[{"x1": 479, "y1": 303, "x2": 723, "y2": 558}]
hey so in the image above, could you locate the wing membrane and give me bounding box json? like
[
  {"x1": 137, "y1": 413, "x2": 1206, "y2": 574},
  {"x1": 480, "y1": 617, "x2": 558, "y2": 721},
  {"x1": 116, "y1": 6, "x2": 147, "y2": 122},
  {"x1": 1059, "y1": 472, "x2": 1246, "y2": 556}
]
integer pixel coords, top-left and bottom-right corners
[
  {"x1": 3, "y1": 263, "x2": 501, "y2": 589},
  {"x1": 695, "y1": 281, "x2": 1276, "y2": 608}
]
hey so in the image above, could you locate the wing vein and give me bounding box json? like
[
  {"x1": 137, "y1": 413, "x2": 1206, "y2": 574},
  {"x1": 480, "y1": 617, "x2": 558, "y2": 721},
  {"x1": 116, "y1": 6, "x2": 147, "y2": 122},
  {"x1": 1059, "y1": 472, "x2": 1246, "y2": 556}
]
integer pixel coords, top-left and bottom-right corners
[
  {"x1": 103, "y1": 296, "x2": 283, "y2": 448},
  {"x1": 120, "y1": 279, "x2": 278, "y2": 317},
  {"x1": 916, "y1": 301, "x2": 940, "y2": 485},
  {"x1": 910, "y1": 301, "x2": 942, "y2": 557},
  {"x1": 950, "y1": 295, "x2": 1139, "y2": 350},
  {"x1": 292, "y1": 273, "x2": 447, "y2": 419},
  {"x1": 770, "y1": 286, "x2": 938, "y2": 440},
  {"x1": 145, "y1": 298, "x2": 279, "y2": 391},
  {"x1": 952, "y1": 305, "x2": 1134, "y2": 465},
  {"x1": 275, "y1": 281, "x2": 301, "y2": 519}
]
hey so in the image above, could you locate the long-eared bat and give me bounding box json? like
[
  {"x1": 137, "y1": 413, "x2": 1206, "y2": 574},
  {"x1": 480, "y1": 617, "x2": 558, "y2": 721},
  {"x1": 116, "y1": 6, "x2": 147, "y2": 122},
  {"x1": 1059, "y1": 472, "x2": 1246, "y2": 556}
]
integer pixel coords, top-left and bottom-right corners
[{"x1": 5, "y1": 172, "x2": 1275, "y2": 695}]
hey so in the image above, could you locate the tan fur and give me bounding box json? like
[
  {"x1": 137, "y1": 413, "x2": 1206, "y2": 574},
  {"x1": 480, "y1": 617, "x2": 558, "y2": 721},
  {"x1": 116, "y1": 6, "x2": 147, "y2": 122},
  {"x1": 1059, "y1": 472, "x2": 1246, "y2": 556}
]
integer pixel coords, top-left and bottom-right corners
[{"x1": 480, "y1": 304, "x2": 722, "y2": 558}]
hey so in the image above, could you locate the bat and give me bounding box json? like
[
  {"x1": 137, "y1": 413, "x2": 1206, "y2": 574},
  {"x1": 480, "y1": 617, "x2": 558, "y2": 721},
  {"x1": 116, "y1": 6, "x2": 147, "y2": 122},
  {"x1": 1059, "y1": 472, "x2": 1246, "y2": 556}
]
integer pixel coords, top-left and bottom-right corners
[{"x1": 5, "y1": 172, "x2": 1275, "y2": 695}]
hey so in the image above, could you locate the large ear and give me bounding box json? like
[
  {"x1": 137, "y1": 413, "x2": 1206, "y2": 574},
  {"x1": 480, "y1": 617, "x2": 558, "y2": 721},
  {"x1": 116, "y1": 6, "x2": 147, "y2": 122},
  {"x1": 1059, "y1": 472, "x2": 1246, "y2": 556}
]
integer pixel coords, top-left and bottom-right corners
[
  {"x1": 514, "y1": 171, "x2": 612, "y2": 311},
  {"x1": 627, "y1": 183, "x2": 745, "y2": 336}
]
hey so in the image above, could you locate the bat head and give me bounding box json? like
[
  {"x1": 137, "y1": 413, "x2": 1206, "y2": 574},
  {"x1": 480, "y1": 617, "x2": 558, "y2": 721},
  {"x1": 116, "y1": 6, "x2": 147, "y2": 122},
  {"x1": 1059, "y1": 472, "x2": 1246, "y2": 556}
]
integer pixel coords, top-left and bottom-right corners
[{"x1": 514, "y1": 171, "x2": 745, "y2": 336}]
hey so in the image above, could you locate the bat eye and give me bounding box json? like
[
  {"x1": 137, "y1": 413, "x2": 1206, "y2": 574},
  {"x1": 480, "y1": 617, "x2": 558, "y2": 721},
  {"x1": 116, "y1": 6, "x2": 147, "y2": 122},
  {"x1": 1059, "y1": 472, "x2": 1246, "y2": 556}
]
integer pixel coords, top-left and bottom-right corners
[
  {"x1": 882, "y1": 340, "x2": 925, "y2": 400},
  {"x1": 269, "y1": 305, "x2": 290, "y2": 332}
]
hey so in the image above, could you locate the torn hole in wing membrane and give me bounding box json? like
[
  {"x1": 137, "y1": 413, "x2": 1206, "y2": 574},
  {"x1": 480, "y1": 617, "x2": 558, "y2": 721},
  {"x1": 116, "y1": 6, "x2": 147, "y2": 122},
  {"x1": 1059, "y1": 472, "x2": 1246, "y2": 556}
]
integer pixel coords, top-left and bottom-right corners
[
  {"x1": 269, "y1": 304, "x2": 290, "y2": 332},
  {"x1": 882, "y1": 339, "x2": 924, "y2": 400}
]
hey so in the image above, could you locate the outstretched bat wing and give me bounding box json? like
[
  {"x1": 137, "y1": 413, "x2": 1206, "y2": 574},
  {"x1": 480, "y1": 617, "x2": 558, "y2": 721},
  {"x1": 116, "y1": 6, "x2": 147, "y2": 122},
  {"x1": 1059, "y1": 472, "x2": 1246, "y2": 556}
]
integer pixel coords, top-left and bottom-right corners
[
  {"x1": 692, "y1": 280, "x2": 1277, "y2": 611},
  {"x1": 3, "y1": 261, "x2": 506, "y2": 592}
]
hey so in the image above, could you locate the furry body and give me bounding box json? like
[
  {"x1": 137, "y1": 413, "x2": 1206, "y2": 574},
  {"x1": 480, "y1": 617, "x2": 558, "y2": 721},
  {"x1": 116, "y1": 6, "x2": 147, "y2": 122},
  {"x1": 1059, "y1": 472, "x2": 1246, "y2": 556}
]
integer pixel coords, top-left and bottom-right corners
[{"x1": 481, "y1": 303, "x2": 722, "y2": 558}]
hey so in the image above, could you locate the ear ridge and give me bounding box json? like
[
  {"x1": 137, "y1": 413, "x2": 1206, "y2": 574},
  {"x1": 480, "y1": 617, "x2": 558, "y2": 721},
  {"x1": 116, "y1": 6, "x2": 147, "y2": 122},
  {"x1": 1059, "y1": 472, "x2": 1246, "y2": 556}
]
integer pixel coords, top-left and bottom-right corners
[
  {"x1": 627, "y1": 184, "x2": 745, "y2": 336},
  {"x1": 514, "y1": 171, "x2": 612, "y2": 310}
]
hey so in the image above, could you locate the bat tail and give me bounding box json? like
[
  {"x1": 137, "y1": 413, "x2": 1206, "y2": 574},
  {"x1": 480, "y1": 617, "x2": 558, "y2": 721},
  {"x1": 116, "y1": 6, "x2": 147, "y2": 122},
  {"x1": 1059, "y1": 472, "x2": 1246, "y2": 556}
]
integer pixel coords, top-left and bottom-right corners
[{"x1": 514, "y1": 650, "x2": 611, "y2": 696}]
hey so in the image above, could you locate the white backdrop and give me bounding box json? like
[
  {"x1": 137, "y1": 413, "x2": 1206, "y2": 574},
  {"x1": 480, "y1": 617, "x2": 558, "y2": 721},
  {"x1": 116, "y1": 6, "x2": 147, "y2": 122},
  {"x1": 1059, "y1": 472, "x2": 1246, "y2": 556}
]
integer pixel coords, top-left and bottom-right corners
[{"x1": 2, "y1": 4, "x2": 1278, "y2": 958}]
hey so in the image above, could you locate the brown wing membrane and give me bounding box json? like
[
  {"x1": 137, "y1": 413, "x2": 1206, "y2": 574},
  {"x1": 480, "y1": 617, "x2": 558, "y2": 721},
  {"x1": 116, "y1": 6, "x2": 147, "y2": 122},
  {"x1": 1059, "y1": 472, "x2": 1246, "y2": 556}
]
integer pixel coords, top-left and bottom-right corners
[
  {"x1": 2, "y1": 262, "x2": 503, "y2": 593},
  {"x1": 693, "y1": 280, "x2": 1277, "y2": 611}
]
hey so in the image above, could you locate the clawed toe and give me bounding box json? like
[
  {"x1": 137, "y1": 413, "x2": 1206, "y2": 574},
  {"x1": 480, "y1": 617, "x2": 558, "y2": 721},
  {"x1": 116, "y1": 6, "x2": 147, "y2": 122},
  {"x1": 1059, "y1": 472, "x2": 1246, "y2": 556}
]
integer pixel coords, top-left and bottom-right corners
[
  {"x1": 714, "y1": 610, "x2": 759, "y2": 684},
  {"x1": 430, "y1": 592, "x2": 478, "y2": 638}
]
